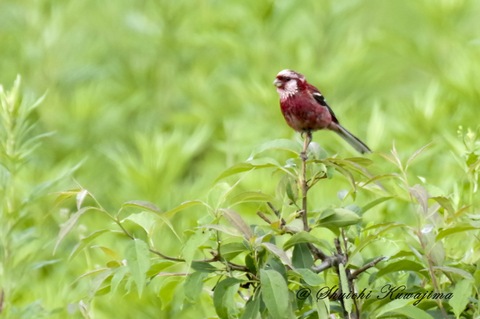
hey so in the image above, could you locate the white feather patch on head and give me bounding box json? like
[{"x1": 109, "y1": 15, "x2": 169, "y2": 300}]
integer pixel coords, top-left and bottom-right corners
[
  {"x1": 281, "y1": 80, "x2": 298, "y2": 98},
  {"x1": 275, "y1": 69, "x2": 304, "y2": 99},
  {"x1": 277, "y1": 69, "x2": 293, "y2": 76}
]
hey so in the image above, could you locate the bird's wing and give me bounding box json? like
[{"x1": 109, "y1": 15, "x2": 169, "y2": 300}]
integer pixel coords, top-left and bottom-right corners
[{"x1": 311, "y1": 91, "x2": 339, "y2": 124}]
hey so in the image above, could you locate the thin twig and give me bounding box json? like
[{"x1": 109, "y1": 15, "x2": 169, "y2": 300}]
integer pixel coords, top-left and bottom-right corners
[
  {"x1": 149, "y1": 247, "x2": 192, "y2": 262},
  {"x1": 116, "y1": 217, "x2": 218, "y2": 263},
  {"x1": 340, "y1": 231, "x2": 360, "y2": 319},
  {"x1": 308, "y1": 243, "x2": 328, "y2": 260},
  {"x1": 257, "y1": 211, "x2": 272, "y2": 224},
  {"x1": 267, "y1": 202, "x2": 281, "y2": 218},
  {"x1": 350, "y1": 256, "x2": 386, "y2": 279},
  {"x1": 226, "y1": 261, "x2": 250, "y2": 272},
  {"x1": 332, "y1": 237, "x2": 351, "y2": 318}
]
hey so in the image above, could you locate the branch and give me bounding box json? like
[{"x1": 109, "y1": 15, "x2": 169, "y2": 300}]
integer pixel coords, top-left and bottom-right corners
[
  {"x1": 300, "y1": 131, "x2": 312, "y2": 231},
  {"x1": 257, "y1": 211, "x2": 272, "y2": 224},
  {"x1": 116, "y1": 216, "x2": 219, "y2": 263},
  {"x1": 308, "y1": 243, "x2": 328, "y2": 260},
  {"x1": 311, "y1": 254, "x2": 343, "y2": 273},
  {"x1": 267, "y1": 202, "x2": 281, "y2": 218},
  {"x1": 350, "y1": 256, "x2": 386, "y2": 280}
]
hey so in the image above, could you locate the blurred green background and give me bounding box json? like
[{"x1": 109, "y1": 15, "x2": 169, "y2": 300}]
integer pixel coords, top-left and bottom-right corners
[{"x1": 1, "y1": 0, "x2": 479, "y2": 318}]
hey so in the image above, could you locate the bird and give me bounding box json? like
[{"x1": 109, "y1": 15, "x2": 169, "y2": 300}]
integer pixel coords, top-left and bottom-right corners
[{"x1": 273, "y1": 69, "x2": 371, "y2": 154}]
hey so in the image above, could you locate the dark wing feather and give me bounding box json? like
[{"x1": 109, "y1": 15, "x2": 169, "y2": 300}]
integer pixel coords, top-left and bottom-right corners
[{"x1": 311, "y1": 91, "x2": 339, "y2": 124}]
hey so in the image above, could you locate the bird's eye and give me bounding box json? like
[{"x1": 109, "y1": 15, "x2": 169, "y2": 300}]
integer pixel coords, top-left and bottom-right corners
[{"x1": 278, "y1": 76, "x2": 291, "y2": 81}]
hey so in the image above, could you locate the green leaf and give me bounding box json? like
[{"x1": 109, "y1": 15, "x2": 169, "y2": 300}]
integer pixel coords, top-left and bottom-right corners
[
  {"x1": 123, "y1": 211, "x2": 157, "y2": 236},
  {"x1": 317, "y1": 208, "x2": 361, "y2": 230},
  {"x1": 163, "y1": 200, "x2": 205, "y2": 216},
  {"x1": 283, "y1": 231, "x2": 330, "y2": 250},
  {"x1": 376, "y1": 260, "x2": 426, "y2": 278},
  {"x1": 245, "y1": 254, "x2": 256, "y2": 273},
  {"x1": 431, "y1": 196, "x2": 455, "y2": 215},
  {"x1": 203, "y1": 224, "x2": 245, "y2": 239},
  {"x1": 182, "y1": 229, "x2": 211, "y2": 266},
  {"x1": 110, "y1": 265, "x2": 129, "y2": 295},
  {"x1": 393, "y1": 306, "x2": 434, "y2": 319},
  {"x1": 184, "y1": 271, "x2": 208, "y2": 303},
  {"x1": 191, "y1": 261, "x2": 219, "y2": 273},
  {"x1": 466, "y1": 151, "x2": 479, "y2": 166},
  {"x1": 213, "y1": 278, "x2": 242, "y2": 319},
  {"x1": 90, "y1": 269, "x2": 113, "y2": 297},
  {"x1": 54, "y1": 188, "x2": 83, "y2": 206},
  {"x1": 284, "y1": 176, "x2": 298, "y2": 203},
  {"x1": 69, "y1": 229, "x2": 110, "y2": 260},
  {"x1": 361, "y1": 196, "x2": 394, "y2": 214},
  {"x1": 241, "y1": 295, "x2": 261, "y2": 319},
  {"x1": 374, "y1": 299, "x2": 433, "y2": 319},
  {"x1": 76, "y1": 189, "x2": 89, "y2": 210},
  {"x1": 433, "y1": 266, "x2": 473, "y2": 280},
  {"x1": 265, "y1": 257, "x2": 287, "y2": 277},
  {"x1": 364, "y1": 222, "x2": 405, "y2": 233},
  {"x1": 344, "y1": 157, "x2": 374, "y2": 166},
  {"x1": 215, "y1": 163, "x2": 268, "y2": 181},
  {"x1": 216, "y1": 158, "x2": 295, "y2": 181},
  {"x1": 362, "y1": 173, "x2": 399, "y2": 187},
  {"x1": 248, "y1": 139, "x2": 300, "y2": 159},
  {"x1": 204, "y1": 224, "x2": 243, "y2": 237},
  {"x1": 409, "y1": 184, "x2": 429, "y2": 214},
  {"x1": 338, "y1": 264, "x2": 353, "y2": 313},
  {"x1": 323, "y1": 161, "x2": 356, "y2": 189},
  {"x1": 262, "y1": 242, "x2": 293, "y2": 269},
  {"x1": 325, "y1": 157, "x2": 372, "y2": 179},
  {"x1": 158, "y1": 277, "x2": 182, "y2": 310},
  {"x1": 94, "y1": 245, "x2": 120, "y2": 259},
  {"x1": 294, "y1": 268, "x2": 323, "y2": 286},
  {"x1": 405, "y1": 143, "x2": 432, "y2": 172},
  {"x1": 122, "y1": 200, "x2": 161, "y2": 213},
  {"x1": 316, "y1": 298, "x2": 329, "y2": 319},
  {"x1": 449, "y1": 279, "x2": 471, "y2": 318},
  {"x1": 292, "y1": 243, "x2": 314, "y2": 269},
  {"x1": 436, "y1": 224, "x2": 478, "y2": 241},
  {"x1": 260, "y1": 269, "x2": 290, "y2": 319},
  {"x1": 31, "y1": 259, "x2": 61, "y2": 270},
  {"x1": 309, "y1": 141, "x2": 329, "y2": 160},
  {"x1": 125, "y1": 238, "x2": 151, "y2": 296},
  {"x1": 228, "y1": 191, "x2": 274, "y2": 206},
  {"x1": 220, "y1": 242, "x2": 247, "y2": 261},
  {"x1": 146, "y1": 261, "x2": 176, "y2": 277},
  {"x1": 222, "y1": 209, "x2": 253, "y2": 239},
  {"x1": 54, "y1": 206, "x2": 102, "y2": 254}
]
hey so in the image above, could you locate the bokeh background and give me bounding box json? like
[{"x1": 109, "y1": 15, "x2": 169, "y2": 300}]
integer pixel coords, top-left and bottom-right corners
[{"x1": 0, "y1": 0, "x2": 479, "y2": 318}]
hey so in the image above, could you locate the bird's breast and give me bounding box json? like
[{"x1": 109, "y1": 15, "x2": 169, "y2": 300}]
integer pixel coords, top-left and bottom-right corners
[{"x1": 280, "y1": 95, "x2": 332, "y2": 132}]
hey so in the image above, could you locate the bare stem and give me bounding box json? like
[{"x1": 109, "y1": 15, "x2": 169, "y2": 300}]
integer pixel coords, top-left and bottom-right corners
[
  {"x1": 350, "y1": 256, "x2": 386, "y2": 279},
  {"x1": 300, "y1": 131, "x2": 312, "y2": 231},
  {"x1": 256, "y1": 211, "x2": 272, "y2": 224}
]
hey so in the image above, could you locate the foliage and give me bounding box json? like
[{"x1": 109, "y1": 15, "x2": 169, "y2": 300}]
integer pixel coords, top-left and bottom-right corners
[
  {"x1": 51, "y1": 133, "x2": 479, "y2": 318},
  {"x1": 0, "y1": 77, "x2": 77, "y2": 317},
  {"x1": 0, "y1": 0, "x2": 480, "y2": 318}
]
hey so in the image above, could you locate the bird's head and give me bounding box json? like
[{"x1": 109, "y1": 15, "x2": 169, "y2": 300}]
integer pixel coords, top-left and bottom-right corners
[{"x1": 273, "y1": 69, "x2": 306, "y2": 98}]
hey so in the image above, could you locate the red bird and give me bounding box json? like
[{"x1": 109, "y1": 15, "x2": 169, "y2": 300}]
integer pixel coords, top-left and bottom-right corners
[{"x1": 273, "y1": 69, "x2": 371, "y2": 154}]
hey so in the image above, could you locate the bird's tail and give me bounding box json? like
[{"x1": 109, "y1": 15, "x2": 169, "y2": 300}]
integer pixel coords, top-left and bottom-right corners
[{"x1": 333, "y1": 124, "x2": 371, "y2": 154}]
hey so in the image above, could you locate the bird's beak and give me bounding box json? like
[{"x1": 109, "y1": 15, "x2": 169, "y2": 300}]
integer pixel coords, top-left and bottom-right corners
[{"x1": 273, "y1": 78, "x2": 282, "y2": 87}]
